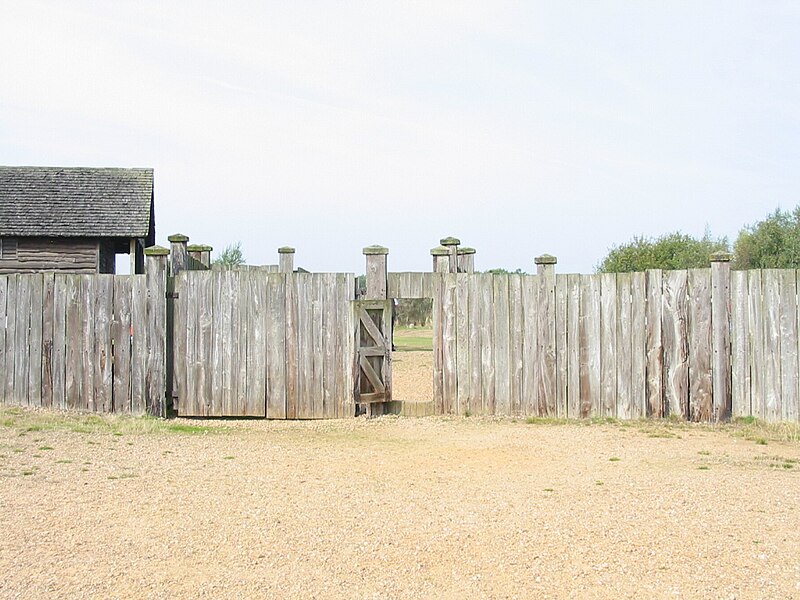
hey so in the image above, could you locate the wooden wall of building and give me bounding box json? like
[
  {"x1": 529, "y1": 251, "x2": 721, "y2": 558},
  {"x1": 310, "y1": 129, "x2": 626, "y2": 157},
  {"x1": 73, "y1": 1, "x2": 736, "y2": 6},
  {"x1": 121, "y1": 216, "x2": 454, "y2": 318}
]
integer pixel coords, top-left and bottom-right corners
[{"x1": 0, "y1": 237, "x2": 99, "y2": 274}]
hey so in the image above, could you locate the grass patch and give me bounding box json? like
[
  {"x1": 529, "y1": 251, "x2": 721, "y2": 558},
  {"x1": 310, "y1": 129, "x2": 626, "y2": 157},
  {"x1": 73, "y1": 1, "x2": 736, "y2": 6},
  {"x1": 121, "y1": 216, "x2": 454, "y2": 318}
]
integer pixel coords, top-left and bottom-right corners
[
  {"x1": 609, "y1": 457, "x2": 621, "y2": 462},
  {"x1": 393, "y1": 326, "x2": 433, "y2": 352},
  {"x1": 166, "y1": 423, "x2": 213, "y2": 435},
  {"x1": 698, "y1": 466, "x2": 710, "y2": 470},
  {"x1": 38, "y1": 446, "x2": 54, "y2": 451}
]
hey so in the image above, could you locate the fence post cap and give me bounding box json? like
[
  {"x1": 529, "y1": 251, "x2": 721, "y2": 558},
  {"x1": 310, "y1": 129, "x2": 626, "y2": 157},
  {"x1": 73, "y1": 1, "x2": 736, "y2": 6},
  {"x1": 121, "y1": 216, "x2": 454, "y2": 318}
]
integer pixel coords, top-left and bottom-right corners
[
  {"x1": 440, "y1": 236, "x2": 461, "y2": 246},
  {"x1": 710, "y1": 251, "x2": 732, "y2": 263},
  {"x1": 363, "y1": 245, "x2": 389, "y2": 255},
  {"x1": 187, "y1": 244, "x2": 213, "y2": 252},
  {"x1": 278, "y1": 246, "x2": 296, "y2": 254},
  {"x1": 458, "y1": 247, "x2": 476, "y2": 255},
  {"x1": 534, "y1": 254, "x2": 558, "y2": 265},
  {"x1": 167, "y1": 233, "x2": 190, "y2": 243},
  {"x1": 144, "y1": 245, "x2": 170, "y2": 256},
  {"x1": 430, "y1": 246, "x2": 450, "y2": 256}
]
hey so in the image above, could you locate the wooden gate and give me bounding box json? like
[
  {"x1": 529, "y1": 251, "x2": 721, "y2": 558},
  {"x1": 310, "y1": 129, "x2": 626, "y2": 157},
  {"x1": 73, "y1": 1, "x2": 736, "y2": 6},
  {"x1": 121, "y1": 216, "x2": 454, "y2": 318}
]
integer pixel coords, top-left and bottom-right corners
[{"x1": 353, "y1": 299, "x2": 392, "y2": 406}]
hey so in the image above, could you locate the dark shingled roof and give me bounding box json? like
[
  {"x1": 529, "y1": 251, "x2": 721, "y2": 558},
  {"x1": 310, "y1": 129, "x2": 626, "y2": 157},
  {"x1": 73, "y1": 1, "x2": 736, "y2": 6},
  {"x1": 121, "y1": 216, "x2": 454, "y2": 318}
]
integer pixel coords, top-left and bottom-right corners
[{"x1": 0, "y1": 166, "x2": 154, "y2": 241}]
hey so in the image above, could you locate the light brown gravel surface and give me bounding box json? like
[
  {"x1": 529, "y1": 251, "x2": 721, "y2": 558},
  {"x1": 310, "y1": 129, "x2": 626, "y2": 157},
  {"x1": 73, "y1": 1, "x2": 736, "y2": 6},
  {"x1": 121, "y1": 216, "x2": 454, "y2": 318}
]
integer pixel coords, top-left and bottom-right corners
[
  {"x1": 392, "y1": 350, "x2": 433, "y2": 402},
  {"x1": 2, "y1": 411, "x2": 800, "y2": 599}
]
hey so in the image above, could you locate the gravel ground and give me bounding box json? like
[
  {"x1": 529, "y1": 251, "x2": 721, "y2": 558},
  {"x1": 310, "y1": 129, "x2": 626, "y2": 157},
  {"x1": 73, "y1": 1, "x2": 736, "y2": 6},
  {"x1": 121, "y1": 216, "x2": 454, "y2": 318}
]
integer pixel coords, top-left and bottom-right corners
[
  {"x1": 2, "y1": 410, "x2": 800, "y2": 600},
  {"x1": 392, "y1": 350, "x2": 433, "y2": 402}
]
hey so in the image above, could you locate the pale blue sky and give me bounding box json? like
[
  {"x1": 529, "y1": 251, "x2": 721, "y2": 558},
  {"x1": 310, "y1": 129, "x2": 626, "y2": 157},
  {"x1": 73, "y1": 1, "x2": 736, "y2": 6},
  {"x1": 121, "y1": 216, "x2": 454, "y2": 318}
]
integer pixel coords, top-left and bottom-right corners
[{"x1": 1, "y1": 1, "x2": 798, "y2": 274}]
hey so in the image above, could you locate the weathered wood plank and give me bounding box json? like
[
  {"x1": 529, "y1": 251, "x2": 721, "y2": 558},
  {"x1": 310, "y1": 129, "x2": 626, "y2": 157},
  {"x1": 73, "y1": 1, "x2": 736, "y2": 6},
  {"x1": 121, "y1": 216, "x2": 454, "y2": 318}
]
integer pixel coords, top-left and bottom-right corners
[
  {"x1": 779, "y1": 270, "x2": 798, "y2": 423},
  {"x1": 267, "y1": 273, "x2": 287, "y2": 419},
  {"x1": 479, "y1": 274, "x2": 495, "y2": 415},
  {"x1": 51, "y1": 275, "x2": 68, "y2": 410},
  {"x1": 662, "y1": 270, "x2": 689, "y2": 419},
  {"x1": 235, "y1": 271, "x2": 249, "y2": 415},
  {"x1": 112, "y1": 277, "x2": 132, "y2": 413},
  {"x1": 284, "y1": 272, "x2": 299, "y2": 419},
  {"x1": 0, "y1": 276, "x2": 6, "y2": 405},
  {"x1": 616, "y1": 273, "x2": 632, "y2": 420},
  {"x1": 3, "y1": 275, "x2": 19, "y2": 404},
  {"x1": 441, "y1": 273, "x2": 458, "y2": 414},
  {"x1": 566, "y1": 274, "x2": 581, "y2": 419},
  {"x1": 64, "y1": 275, "x2": 82, "y2": 410},
  {"x1": 145, "y1": 256, "x2": 168, "y2": 417},
  {"x1": 220, "y1": 270, "x2": 239, "y2": 415},
  {"x1": 245, "y1": 272, "x2": 267, "y2": 417},
  {"x1": 645, "y1": 270, "x2": 664, "y2": 418},
  {"x1": 747, "y1": 271, "x2": 764, "y2": 420},
  {"x1": 538, "y1": 270, "x2": 557, "y2": 417},
  {"x1": 297, "y1": 273, "x2": 315, "y2": 418},
  {"x1": 431, "y1": 273, "x2": 444, "y2": 413},
  {"x1": 600, "y1": 273, "x2": 617, "y2": 418},
  {"x1": 172, "y1": 272, "x2": 187, "y2": 414},
  {"x1": 579, "y1": 274, "x2": 600, "y2": 418},
  {"x1": 631, "y1": 272, "x2": 647, "y2": 419},
  {"x1": 711, "y1": 260, "x2": 732, "y2": 421},
  {"x1": 14, "y1": 275, "x2": 32, "y2": 406},
  {"x1": 456, "y1": 273, "x2": 471, "y2": 415},
  {"x1": 27, "y1": 275, "x2": 44, "y2": 408},
  {"x1": 311, "y1": 274, "x2": 325, "y2": 418},
  {"x1": 321, "y1": 274, "x2": 336, "y2": 419},
  {"x1": 508, "y1": 274, "x2": 523, "y2": 415},
  {"x1": 687, "y1": 269, "x2": 712, "y2": 422},
  {"x1": 555, "y1": 274, "x2": 568, "y2": 419},
  {"x1": 340, "y1": 274, "x2": 356, "y2": 418},
  {"x1": 81, "y1": 276, "x2": 96, "y2": 411},
  {"x1": 762, "y1": 270, "x2": 781, "y2": 422},
  {"x1": 730, "y1": 271, "x2": 750, "y2": 418},
  {"x1": 210, "y1": 271, "x2": 226, "y2": 415},
  {"x1": 521, "y1": 275, "x2": 538, "y2": 416},
  {"x1": 493, "y1": 274, "x2": 511, "y2": 415},
  {"x1": 130, "y1": 275, "x2": 147, "y2": 415},
  {"x1": 381, "y1": 302, "x2": 393, "y2": 403},
  {"x1": 467, "y1": 273, "x2": 483, "y2": 415},
  {"x1": 40, "y1": 274, "x2": 55, "y2": 408},
  {"x1": 195, "y1": 271, "x2": 214, "y2": 416},
  {"x1": 93, "y1": 275, "x2": 113, "y2": 413}
]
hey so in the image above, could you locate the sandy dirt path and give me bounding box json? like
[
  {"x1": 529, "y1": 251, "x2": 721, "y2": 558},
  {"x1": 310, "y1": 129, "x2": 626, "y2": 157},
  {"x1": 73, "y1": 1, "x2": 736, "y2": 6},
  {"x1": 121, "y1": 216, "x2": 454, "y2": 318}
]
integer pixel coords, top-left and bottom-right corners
[{"x1": 2, "y1": 411, "x2": 800, "y2": 599}]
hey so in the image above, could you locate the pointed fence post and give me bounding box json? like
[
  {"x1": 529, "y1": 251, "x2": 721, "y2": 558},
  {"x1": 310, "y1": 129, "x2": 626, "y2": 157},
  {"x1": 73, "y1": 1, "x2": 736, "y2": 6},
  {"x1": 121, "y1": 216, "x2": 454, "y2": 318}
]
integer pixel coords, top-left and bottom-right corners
[
  {"x1": 278, "y1": 246, "x2": 295, "y2": 274},
  {"x1": 440, "y1": 236, "x2": 460, "y2": 273},
  {"x1": 458, "y1": 247, "x2": 476, "y2": 274},
  {"x1": 145, "y1": 245, "x2": 169, "y2": 417},
  {"x1": 711, "y1": 252, "x2": 732, "y2": 421}
]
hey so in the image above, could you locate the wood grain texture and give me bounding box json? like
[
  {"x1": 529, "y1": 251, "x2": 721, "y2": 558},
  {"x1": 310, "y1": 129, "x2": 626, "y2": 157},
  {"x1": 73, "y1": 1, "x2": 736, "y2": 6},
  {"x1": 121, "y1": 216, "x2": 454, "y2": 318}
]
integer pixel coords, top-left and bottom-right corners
[
  {"x1": 81, "y1": 275, "x2": 96, "y2": 410},
  {"x1": 521, "y1": 275, "x2": 538, "y2": 416},
  {"x1": 93, "y1": 275, "x2": 113, "y2": 413},
  {"x1": 778, "y1": 270, "x2": 798, "y2": 422},
  {"x1": 645, "y1": 270, "x2": 664, "y2": 418},
  {"x1": 14, "y1": 275, "x2": 31, "y2": 406},
  {"x1": 27, "y1": 274, "x2": 43, "y2": 407},
  {"x1": 112, "y1": 277, "x2": 132, "y2": 413},
  {"x1": 493, "y1": 274, "x2": 511, "y2": 416},
  {"x1": 730, "y1": 271, "x2": 750, "y2": 418},
  {"x1": 687, "y1": 269, "x2": 712, "y2": 422},
  {"x1": 267, "y1": 273, "x2": 287, "y2": 419},
  {"x1": 40, "y1": 274, "x2": 55, "y2": 408},
  {"x1": 130, "y1": 275, "x2": 147, "y2": 415},
  {"x1": 467, "y1": 274, "x2": 483, "y2": 415},
  {"x1": 555, "y1": 275, "x2": 568, "y2": 418},
  {"x1": 747, "y1": 271, "x2": 764, "y2": 420},
  {"x1": 441, "y1": 273, "x2": 458, "y2": 414},
  {"x1": 762, "y1": 270, "x2": 781, "y2": 422},
  {"x1": 662, "y1": 270, "x2": 688, "y2": 419},
  {"x1": 431, "y1": 273, "x2": 444, "y2": 413},
  {"x1": 579, "y1": 274, "x2": 600, "y2": 417},
  {"x1": 615, "y1": 273, "x2": 632, "y2": 420},
  {"x1": 456, "y1": 273, "x2": 471, "y2": 415},
  {"x1": 711, "y1": 260, "x2": 732, "y2": 421},
  {"x1": 479, "y1": 274, "x2": 495, "y2": 415},
  {"x1": 0, "y1": 276, "x2": 6, "y2": 404},
  {"x1": 538, "y1": 270, "x2": 557, "y2": 417},
  {"x1": 630, "y1": 272, "x2": 647, "y2": 419},
  {"x1": 64, "y1": 275, "x2": 81, "y2": 409},
  {"x1": 600, "y1": 273, "x2": 617, "y2": 418},
  {"x1": 565, "y1": 274, "x2": 581, "y2": 418},
  {"x1": 508, "y1": 274, "x2": 523, "y2": 415},
  {"x1": 145, "y1": 255, "x2": 167, "y2": 417}
]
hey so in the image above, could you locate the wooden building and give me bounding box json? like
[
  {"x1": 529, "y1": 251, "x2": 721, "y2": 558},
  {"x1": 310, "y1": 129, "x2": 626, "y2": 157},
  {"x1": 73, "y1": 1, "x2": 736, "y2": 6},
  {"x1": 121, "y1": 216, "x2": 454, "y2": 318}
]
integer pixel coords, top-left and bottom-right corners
[{"x1": 0, "y1": 166, "x2": 155, "y2": 274}]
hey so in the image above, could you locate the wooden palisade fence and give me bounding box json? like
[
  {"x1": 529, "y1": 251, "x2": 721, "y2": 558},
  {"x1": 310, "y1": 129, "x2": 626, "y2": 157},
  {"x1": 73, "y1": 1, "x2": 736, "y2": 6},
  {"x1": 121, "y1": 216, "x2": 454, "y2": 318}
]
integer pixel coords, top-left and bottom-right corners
[{"x1": 1, "y1": 233, "x2": 800, "y2": 424}]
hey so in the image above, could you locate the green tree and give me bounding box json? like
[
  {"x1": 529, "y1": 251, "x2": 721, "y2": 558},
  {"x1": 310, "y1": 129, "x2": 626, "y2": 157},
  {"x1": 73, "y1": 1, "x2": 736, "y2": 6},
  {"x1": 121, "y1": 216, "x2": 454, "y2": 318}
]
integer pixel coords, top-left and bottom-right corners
[
  {"x1": 485, "y1": 268, "x2": 527, "y2": 275},
  {"x1": 597, "y1": 231, "x2": 729, "y2": 273},
  {"x1": 214, "y1": 242, "x2": 245, "y2": 267},
  {"x1": 734, "y1": 206, "x2": 800, "y2": 269}
]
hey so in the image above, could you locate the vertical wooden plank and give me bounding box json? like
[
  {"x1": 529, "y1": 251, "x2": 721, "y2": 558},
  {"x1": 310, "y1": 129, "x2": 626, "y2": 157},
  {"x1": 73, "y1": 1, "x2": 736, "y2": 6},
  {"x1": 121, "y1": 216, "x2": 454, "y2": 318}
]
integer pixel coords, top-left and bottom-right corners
[
  {"x1": 600, "y1": 272, "x2": 617, "y2": 418},
  {"x1": 177, "y1": 273, "x2": 194, "y2": 415},
  {"x1": 441, "y1": 273, "x2": 458, "y2": 414},
  {"x1": 145, "y1": 253, "x2": 168, "y2": 418},
  {"x1": 468, "y1": 274, "x2": 483, "y2": 415},
  {"x1": 0, "y1": 276, "x2": 7, "y2": 405},
  {"x1": 267, "y1": 273, "x2": 288, "y2": 419},
  {"x1": 112, "y1": 277, "x2": 132, "y2": 413},
  {"x1": 130, "y1": 275, "x2": 147, "y2": 415},
  {"x1": 762, "y1": 270, "x2": 781, "y2": 422},
  {"x1": 311, "y1": 274, "x2": 325, "y2": 418},
  {"x1": 296, "y1": 273, "x2": 313, "y2": 418},
  {"x1": 537, "y1": 270, "x2": 557, "y2": 417},
  {"x1": 478, "y1": 274, "x2": 495, "y2": 414},
  {"x1": 321, "y1": 274, "x2": 336, "y2": 419},
  {"x1": 521, "y1": 275, "x2": 538, "y2": 416},
  {"x1": 3, "y1": 275, "x2": 18, "y2": 404},
  {"x1": 662, "y1": 270, "x2": 689, "y2": 420},
  {"x1": 284, "y1": 272, "x2": 299, "y2": 419},
  {"x1": 711, "y1": 258, "x2": 732, "y2": 421},
  {"x1": 14, "y1": 275, "x2": 32, "y2": 406},
  {"x1": 616, "y1": 273, "x2": 632, "y2": 420},
  {"x1": 173, "y1": 272, "x2": 187, "y2": 414},
  {"x1": 579, "y1": 274, "x2": 601, "y2": 418},
  {"x1": 555, "y1": 275, "x2": 569, "y2": 418},
  {"x1": 64, "y1": 275, "x2": 81, "y2": 409},
  {"x1": 211, "y1": 271, "x2": 226, "y2": 415},
  {"x1": 748, "y1": 271, "x2": 764, "y2": 420},
  {"x1": 631, "y1": 272, "x2": 647, "y2": 419},
  {"x1": 730, "y1": 271, "x2": 750, "y2": 418},
  {"x1": 80, "y1": 276, "x2": 96, "y2": 411},
  {"x1": 27, "y1": 275, "x2": 44, "y2": 408},
  {"x1": 222, "y1": 270, "x2": 240, "y2": 415},
  {"x1": 40, "y1": 274, "x2": 55, "y2": 409},
  {"x1": 565, "y1": 274, "x2": 580, "y2": 419},
  {"x1": 456, "y1": 273, "x2": 471, "y2": 415},
  {"x1": 493, "y1": 274, "x2": 511, "y2": 416},
  {"x1": 237, "y1": 271, "x2": 250, "y2": 415},
  {"x1": 687, "y1": 269, "x2": 713, "y2": 422},
  {"x1": 245, "y1": 272, "x2": 267, "y2": 417},
  {"x1": 779, "y1": 270, "x2": 798, "y2": 423},
  {"x1": 196, "y1": 271, "x2": 214, "y2": 416},
  {"x1": 52, "y1": 275, "x2": 67, "y2": 410},
  {"x1": 340, "y1": 274, "x2": 356, "y2": 419},
  {"x1": 508, "y1": 274, "x2": 524, "y2": 415},
  {"x1": 94, "y1": 275, "x2": 113, "y2": 413},
  {"x1": 645, "y1": 270, "x2": 664, "y2": 418},
  {"x1": 431, "y1": 273, "x2": 444, "y2": 413}
]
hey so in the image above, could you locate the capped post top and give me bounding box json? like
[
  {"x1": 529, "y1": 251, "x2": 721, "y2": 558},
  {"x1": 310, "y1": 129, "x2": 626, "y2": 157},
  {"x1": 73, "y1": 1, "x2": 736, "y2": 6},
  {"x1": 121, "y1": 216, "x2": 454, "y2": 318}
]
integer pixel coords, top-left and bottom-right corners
[
  {"x1": 534, "y1": 254, "x2": 557, "y2": 265},
  {"x1": 440, "y1": 236, "x2": 461, "y2": 246},
  {"x1": 430, "y1": 246, "x2": 450, "y2": 256},
  {"x1": 457, "y1": 247, "x2": 476, "y2": 255},
  {"x1": 278, "y1": 246, "x2": 296, "y2": 254},
  {"x1": 167, "y1": 233, "x2": 190, "y2": 243},
  {"x1": 362, "y1": 245, "x2": 389, "y2": 255},
  {"x1": 144, "y1": 245, "x2": 170, "y2": 256},
  {"x1": 187, "y1": 244, "x2": 213, "y2": 252},
  {"x1": 710, "y1": 251, "x2": 732, "y2": 263}
]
